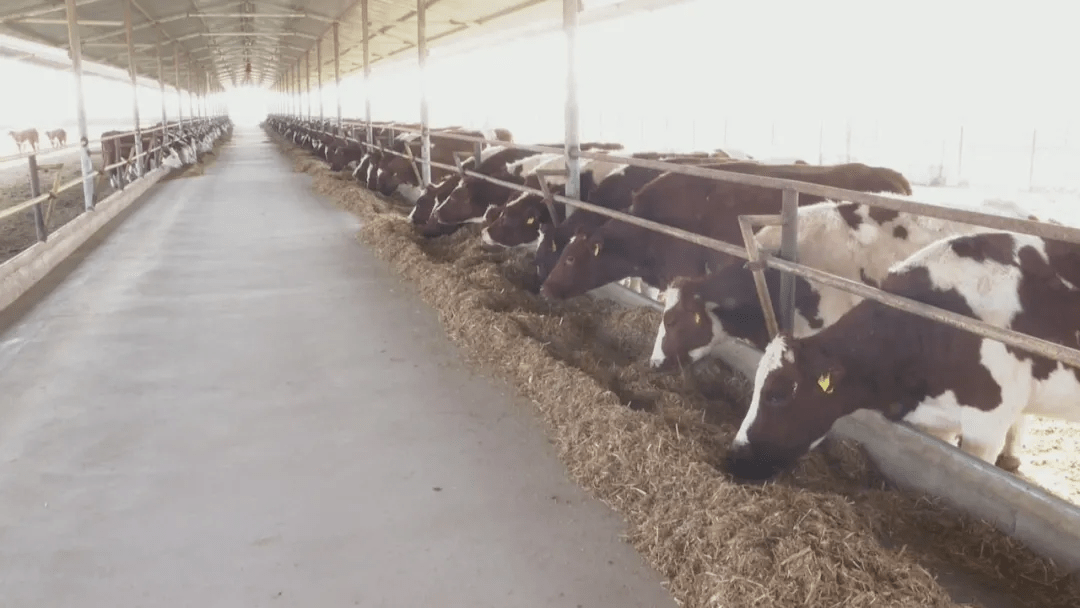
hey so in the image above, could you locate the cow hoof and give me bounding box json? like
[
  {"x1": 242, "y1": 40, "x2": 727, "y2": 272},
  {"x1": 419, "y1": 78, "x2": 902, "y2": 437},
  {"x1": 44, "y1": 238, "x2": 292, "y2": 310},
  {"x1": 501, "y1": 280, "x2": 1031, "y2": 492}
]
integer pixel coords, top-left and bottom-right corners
[{"x1": 995, "y1": 453, "x2": 1022, "y2": 473}]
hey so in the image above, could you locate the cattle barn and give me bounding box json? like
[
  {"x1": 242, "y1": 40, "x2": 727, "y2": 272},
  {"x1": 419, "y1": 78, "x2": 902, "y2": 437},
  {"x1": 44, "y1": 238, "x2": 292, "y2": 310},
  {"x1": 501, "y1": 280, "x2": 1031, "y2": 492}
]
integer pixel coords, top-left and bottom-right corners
[{"x1": 1, "y1": 0, "x2": 1079, "y2": 606}]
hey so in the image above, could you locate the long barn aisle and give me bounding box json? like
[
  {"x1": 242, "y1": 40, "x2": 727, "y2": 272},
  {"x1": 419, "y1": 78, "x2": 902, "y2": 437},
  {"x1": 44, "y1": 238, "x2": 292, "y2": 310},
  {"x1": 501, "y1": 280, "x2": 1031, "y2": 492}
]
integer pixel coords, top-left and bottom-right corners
[{"x1": 0, "y1": 126, "x2": 676, "y2": 607}]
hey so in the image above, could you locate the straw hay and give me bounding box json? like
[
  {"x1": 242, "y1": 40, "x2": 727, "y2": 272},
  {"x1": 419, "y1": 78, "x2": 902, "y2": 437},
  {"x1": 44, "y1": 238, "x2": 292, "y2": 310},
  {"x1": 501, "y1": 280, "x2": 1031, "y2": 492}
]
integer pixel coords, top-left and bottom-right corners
[{"x1": 269, "y1": 128, "x2": 1080, "y2": 608}]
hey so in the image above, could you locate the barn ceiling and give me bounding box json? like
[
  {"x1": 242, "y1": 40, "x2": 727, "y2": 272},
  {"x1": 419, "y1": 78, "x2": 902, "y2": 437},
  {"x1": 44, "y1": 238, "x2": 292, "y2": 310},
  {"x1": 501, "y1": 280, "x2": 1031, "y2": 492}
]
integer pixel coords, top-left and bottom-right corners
[{"x1": 0, "y1": 0, "x2": 564, "y2": 91}]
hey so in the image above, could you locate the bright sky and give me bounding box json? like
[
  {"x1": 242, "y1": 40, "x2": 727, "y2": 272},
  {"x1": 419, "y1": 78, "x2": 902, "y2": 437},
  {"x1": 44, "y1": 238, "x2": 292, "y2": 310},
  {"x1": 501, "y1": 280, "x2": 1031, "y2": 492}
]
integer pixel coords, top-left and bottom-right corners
[{"x1": 2, "y1": 0, "x2": 1076, "y2": 188}]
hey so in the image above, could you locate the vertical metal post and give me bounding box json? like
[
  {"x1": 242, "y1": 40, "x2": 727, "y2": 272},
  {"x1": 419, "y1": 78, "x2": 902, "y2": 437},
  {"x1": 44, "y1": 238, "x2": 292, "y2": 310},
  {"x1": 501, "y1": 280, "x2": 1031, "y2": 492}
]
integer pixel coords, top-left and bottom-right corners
[
  {"x1": 562, "y1": 0, "x2": 581, "y2": 199},
  {"x1": 205, "y1": 72, "x2": 211, "y2": 118},
  {"x1": 187, "y1": 67, "x2": 194, "y2": 122},
  {"x1": 305, "y1": 51, "x2": 312, "y2": 120},
  {"x1": 778, "y1": 188, "x2": 799, "y2": 333},
  {"x1": 316, "y1": 37, "x2": 324, "y2": 122},
  {"x1": 64, "y1": 0, "x2": 96, "y2": 211},
  {"x1": 1029, "y1": 129, "x2": 1038, "y2": 191},
  {"x1": 417, "y1": 0, "x2": 431, "y2": 187},
  {"x1": 174, "y1": 47, "x2": 183, "y2": 128},
  {"x1": 27, "y1": 155, "x2": 47, "y2": 242},
  {"x1": 957, "y1": 126, "x2": 964, "y2": 182},
  {"x1": 156, "y1": 33, "x2": 167, "y2": 165},
  {"x1": 333, "y1": 21, "x2": 342, "y2": 128},
  {"x1": 124, "y1": 0, "x2": 143, "y2": 178},
  {"x1": 362, "y1": 0, "x2": 372, "y2": 144}
]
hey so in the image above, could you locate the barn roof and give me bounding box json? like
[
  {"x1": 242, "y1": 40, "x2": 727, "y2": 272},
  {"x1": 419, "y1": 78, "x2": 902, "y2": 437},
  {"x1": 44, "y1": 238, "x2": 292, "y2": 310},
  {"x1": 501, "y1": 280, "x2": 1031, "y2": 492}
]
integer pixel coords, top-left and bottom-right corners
[{"x1": 0, "y1": 0, "x2": 568, "y2": 91}]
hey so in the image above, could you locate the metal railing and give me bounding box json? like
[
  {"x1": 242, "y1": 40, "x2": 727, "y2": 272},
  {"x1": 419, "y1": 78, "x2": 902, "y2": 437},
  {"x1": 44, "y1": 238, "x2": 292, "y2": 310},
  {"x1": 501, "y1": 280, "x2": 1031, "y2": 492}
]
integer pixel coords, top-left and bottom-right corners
[
  {"x1": 0, "y1": 118, "x2": 217, "y2": 247},
  {"x1": 271, "y1": 113, "x2": 1080, "y2": 373}
]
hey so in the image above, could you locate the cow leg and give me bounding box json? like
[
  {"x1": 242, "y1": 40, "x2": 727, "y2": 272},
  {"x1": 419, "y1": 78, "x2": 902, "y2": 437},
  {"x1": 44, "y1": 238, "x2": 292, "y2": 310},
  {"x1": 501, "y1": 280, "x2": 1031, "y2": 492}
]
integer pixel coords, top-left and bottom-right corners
[
  {"x1": 994, "y1": 416, "x2": 1027, "y2": 473},
  {"x1": 956, "y1": 398, "x2": 1021, "y2": 466}
]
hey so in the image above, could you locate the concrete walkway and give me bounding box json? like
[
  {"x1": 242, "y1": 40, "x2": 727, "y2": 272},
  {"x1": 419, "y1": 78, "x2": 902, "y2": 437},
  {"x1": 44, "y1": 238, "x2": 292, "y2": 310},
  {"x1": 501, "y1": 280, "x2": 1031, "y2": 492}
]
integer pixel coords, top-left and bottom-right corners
[{"x1": 0, "y1": 126, "x2": 676, "y2": 608}]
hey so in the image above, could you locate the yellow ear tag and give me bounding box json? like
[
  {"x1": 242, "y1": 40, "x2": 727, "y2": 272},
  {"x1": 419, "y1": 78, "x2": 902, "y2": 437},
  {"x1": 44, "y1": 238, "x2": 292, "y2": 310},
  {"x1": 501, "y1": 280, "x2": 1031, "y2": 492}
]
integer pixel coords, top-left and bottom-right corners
[
  {"x1": 694, "y1": 312, "x2": 702, "y2": 324},
  {"x1": 526, "y1": 217, "x2": 535, "y2": 225},
  {"x1": 593, "y1": 243, "x2": 601, "y2": 256},
  {"x1": 817, "y1": 374, "x2": 834, "y2": 394},
  {"x1": 551, "y1": 241, "x2": 557, "y2": 252}
]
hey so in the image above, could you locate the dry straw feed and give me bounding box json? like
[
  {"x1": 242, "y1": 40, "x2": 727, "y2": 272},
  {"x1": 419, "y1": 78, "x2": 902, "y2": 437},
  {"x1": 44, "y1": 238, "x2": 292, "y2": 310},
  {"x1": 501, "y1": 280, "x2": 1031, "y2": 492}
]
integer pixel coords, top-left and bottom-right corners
[{"x1": 268, "y1": 127, "x2": 1080, "y2": 608}]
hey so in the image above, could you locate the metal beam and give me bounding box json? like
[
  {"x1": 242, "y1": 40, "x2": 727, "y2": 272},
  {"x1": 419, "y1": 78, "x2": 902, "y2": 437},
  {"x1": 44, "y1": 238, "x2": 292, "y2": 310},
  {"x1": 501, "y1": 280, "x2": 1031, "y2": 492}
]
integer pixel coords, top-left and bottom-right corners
[
  {"x1": 333, "y1": 21, "x2": 341, "y2": 127},
  {"x1": 362, "y1": 0, "x2": 372, "y2": 144},
  {"x1": 16, "y1": 18, "x2": 122, "y2": 26},
  {"x1": 175, "y1": 46, "x2": 183, "y2": 126},
  {"x1": 418, "y1": 0, "x2": 431, "y2": 187},
  {"x1": 125, "y1": 0, "x2": 143, "y2": 177},
  {"x1": 157, "y1": 31, "x2": 166, "y2": 158},
  {"x1": 316, "y1": 37, "x2": 323, "y2": 121},
  {"x1": 0, "y1": 0, "x2": 106, "y2": 22},
  {"x1": 562, "y1": 0, "x2": 580, "y2": 199},
  {"x1": 64, "y1": 0, "x2": 95, "y2": 211}
]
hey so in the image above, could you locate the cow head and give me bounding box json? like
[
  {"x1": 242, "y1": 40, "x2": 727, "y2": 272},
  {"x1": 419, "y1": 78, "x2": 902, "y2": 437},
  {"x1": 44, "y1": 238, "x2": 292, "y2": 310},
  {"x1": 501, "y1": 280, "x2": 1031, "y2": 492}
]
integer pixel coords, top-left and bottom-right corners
[
  {"x1": 649, "y1": 266, "x2": 776, "y2": 370},
  {"x1": 726, "y1": 333, "x2": 862, "y2": 482},
  {"x1": 433, "y1": 175, "x2": 498, "y2": 226},
  {"x1": 534, "y1": 223, "x2": 565, "y2": 283},
  {"x1": 538, "y1": 227, "x2": 637, "y2": 300},
  {"x1": 376, "y1": 143, "x2": 422, "y2": 196},
  {"x1": 480, "y1": 193, "x2": 551, "y2": 250},
  {"x1": 649, "y1": 276, "x2": 722, "y2": 370}
]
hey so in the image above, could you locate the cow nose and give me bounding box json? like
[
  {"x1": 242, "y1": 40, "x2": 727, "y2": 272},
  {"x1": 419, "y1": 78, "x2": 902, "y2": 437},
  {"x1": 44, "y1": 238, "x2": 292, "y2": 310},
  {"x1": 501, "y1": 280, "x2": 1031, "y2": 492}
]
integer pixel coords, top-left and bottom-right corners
[
  {"x1": 651, "y1": 356, "x2": 678, "y2": 372},
  {"x1": 725, "y1": 444, "x2": 784, "y2": 483}
]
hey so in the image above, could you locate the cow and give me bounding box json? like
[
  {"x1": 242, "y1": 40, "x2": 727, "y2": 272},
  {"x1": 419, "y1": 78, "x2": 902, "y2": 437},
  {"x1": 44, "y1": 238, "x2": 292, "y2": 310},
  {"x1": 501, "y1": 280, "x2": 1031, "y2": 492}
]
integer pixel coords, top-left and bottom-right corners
[
  {"x1": 486, "y1": 154, "x2": 734, "y2": 254},
  {"x1": 538, "y1": 162, "x2": 913, "y2": 301},
  {"x1": 479, "y1": 157, "x2": 631, "y2": 250},
  {"x1": 726, "y1": 230, "x2": 1080, "y2": 482},
  {"x1": 429, "y1": 142, "x2": 630, "y2": 230},
  {"x1": 374, "y1": 128, "x2": 515, "y2": 199},
  {"x1": 429, "y1": 151, "x2": 563, "y2": 228},
  {"x1": 45, "y1": 128, "x2": 67, "y2": 149},
  {"x1": 650, "y1": 200, "x2": 1051, "y2": 371},
  {"x1": 531, "y1": 158, "x2": 746, "y2": 283},
  {"x1": 8, "y1": 128, "x2": 39, "y2": 153},
  {"x1": 100, "y1": 129, "x2": 165, "y2": 189}
]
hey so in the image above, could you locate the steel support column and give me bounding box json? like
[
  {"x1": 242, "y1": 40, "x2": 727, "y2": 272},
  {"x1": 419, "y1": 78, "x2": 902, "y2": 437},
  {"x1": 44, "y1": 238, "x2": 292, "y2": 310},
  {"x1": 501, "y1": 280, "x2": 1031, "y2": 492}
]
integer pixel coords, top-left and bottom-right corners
[
  {"x1": 156, "y1": 34, "x2": 167, "y2": 164},
  {"x1": 304, "y1": 51, "x2": 311, "y2": 120},
  {"x1": 362, "y1": 0, "x2": 372, "y2": 144},
  {"x1": 778, "y1": 189, "x2": 799, "y2": 332},
  {"x1": 64, "y1": 0, "x2": 96, "y2": 211},
  {"x1": 316, "y1": 37, "x2": 324, "y2": 122},
  {"x1": 417, "y1": 0, "x2": 431, "y2": 187},
  {"x1": 187, "y1": 68, "x2": 194, "y2": 121},
  {"x1": 124, "y1": 0, "x2": 143, "y2": 177},
  {"x1": 174, "y1": 47, "x2": 183, "y2": 128},
  {"x1": 333, "y1": 21, "x2": 341, "y2": 128},
  {"x1": 562, "y1": 0, "x2": 581, "y2": 199}
]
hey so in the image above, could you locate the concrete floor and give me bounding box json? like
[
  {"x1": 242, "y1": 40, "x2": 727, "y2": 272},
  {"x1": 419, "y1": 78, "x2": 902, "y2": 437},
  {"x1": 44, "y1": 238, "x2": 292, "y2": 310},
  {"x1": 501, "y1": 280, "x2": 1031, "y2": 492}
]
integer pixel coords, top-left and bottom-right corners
[{"x1": 0, "y1": 127, "x2": 677, "y2": 608}]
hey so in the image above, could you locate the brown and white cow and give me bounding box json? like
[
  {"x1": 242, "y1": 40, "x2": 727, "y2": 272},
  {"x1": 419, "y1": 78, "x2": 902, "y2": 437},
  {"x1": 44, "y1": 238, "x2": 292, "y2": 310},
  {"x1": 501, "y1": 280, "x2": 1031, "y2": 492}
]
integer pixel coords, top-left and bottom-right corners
[
  {"x1": 533, "y1": 157, "x2": 750, "y2": 284},
  {"x1": 538, "y1": 162, "x2": 914, "y2": 300},
  {"x1": 479, "y1": 156, "x2": 631, "y2": 250},
  {"x1": 374, "y1": 128, "x2": 515, "y2": 200},
  {"x1": 648, "y1": 198, "x2": 1041, "y2": 371},
  {"x1": 430, "y1": 151, "x2": 563, "y2": 227},
  {"x1": 45, "y1": 128, "x2": 67, "y2": 149},
  {"x1": 727, "y1": 230, "x2": 1080, "y2": 481},
  {"x1": 430, "y1": 142, "x2": 629, "y2": 230},
  {"x1": 8, "y1": 128, "x2": 39, "y2": 154}
]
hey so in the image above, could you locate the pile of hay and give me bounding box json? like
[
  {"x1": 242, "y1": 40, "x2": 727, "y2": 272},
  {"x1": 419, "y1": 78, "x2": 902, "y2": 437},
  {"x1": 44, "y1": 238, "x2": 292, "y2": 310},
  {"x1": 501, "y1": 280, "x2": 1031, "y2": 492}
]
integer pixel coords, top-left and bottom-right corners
[{"x1": 268, "y1": 128, "x2": 1080, "y2": 608}]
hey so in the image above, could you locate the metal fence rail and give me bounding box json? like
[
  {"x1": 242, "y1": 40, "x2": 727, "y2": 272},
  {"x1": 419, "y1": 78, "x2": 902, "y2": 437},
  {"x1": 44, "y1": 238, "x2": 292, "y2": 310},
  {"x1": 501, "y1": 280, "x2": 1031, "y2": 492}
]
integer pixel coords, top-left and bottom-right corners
[
  {"x1": 273, "y1": 114, "x2": 1080, "y2": 377},
  {"x1": 0, "y1": 118, "x2": 217, "y2": 247}
]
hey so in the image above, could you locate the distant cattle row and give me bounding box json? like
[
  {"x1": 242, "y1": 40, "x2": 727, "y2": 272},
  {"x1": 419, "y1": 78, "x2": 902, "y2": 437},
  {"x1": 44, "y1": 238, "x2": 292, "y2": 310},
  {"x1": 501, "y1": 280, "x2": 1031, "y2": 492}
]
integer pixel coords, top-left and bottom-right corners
[
  {"x1": 100, "y1": 118, "x2": 233, "y2": 190},
  {"x1": 266, "y1": 115, "x2": 1080, "y2": 484}
]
